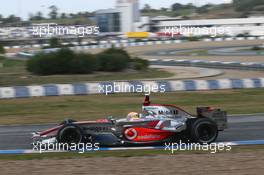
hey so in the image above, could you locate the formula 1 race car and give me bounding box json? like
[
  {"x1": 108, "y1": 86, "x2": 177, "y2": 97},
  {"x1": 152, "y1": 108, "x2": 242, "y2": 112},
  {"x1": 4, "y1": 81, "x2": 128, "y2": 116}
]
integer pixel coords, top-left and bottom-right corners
[{"x1": 32, "y1": 95, "x2": 227, "y2": 147}]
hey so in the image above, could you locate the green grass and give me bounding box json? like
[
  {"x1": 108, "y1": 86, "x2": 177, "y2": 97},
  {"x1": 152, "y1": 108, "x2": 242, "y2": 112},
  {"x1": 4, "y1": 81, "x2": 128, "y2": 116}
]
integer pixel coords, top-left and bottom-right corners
[
  {"x1": 0, "y1": 145, "x2": 263, "y2": 160},
  {"x1": 0, "y1": 59, "x2": 173, "y2": 86},
  {"x1": 0, "y1": 89, "x2": 264, "y2": 125},
  {"x1": 175, "y1": 49, "x2": 209, "y2": 56},
  {"x1": 0, "y1": 69, "x2": 173, "y2": 86},
  {"x1": 1, "y1": 59, "x2": 25, "y2": 67},
  {"x1": 0, "y1": 59, "x2": 25, "y2": 68},
  {"x1": 0, "y1": 59, "x2": 26, "y2": 73}
]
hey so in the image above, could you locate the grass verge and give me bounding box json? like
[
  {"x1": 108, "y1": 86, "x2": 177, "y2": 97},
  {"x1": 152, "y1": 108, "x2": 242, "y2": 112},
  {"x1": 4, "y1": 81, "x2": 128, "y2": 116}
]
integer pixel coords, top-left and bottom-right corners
[
  {"x1": 0, "y1": 89, "x2": 264, "y2": 125},
  {"x1": 174, "y1": 49, "x2": 209, "y2": 56}
]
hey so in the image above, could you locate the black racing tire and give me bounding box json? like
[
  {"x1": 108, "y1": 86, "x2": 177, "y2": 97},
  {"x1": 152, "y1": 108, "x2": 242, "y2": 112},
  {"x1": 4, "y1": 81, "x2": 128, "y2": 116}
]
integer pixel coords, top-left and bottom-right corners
[
  {"x1": 189, "y1": 118, "x2": 218, "y2": 144},
  {"x1": 57, "y1": 124, "x2": 84, "y2": 144}
]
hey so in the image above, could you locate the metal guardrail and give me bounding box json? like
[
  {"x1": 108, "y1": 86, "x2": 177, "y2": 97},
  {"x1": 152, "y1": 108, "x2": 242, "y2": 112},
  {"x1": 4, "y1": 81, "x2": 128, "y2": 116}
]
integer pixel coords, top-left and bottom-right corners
[{"x1": 150, "y1": 59, "x2": 264, "y2": 71}]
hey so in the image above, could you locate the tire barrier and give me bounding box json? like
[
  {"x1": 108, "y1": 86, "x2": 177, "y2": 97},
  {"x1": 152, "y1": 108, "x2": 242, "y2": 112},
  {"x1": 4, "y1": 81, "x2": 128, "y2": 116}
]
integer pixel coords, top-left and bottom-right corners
[
  {"x1": 1, "y1": 78, "x2": 264, "y2": 99},
  {"x1": 5, "y1": 36, "x2": 264, "y2": 50}
]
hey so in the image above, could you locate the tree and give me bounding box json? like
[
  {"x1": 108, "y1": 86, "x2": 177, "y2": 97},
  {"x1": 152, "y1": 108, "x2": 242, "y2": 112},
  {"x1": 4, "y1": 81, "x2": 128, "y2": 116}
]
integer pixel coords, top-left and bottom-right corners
[
  {"x1": 132, "y1": 57, "x2": 149, "y2": 70},
  {"x1": 142, "y1": 4, "x2": 152, "y2": 12},
  {"x1": 27, "y1": 48, "x2": 74, "y2": 75},
  {"x1": 197, "y1": 4, "x2": 212, "y2": 14},
  {"x1": 83, "y1": 11, "x2": 94, "y2": 17},
  {"x1": 49, "y1": 5, "x2": 58, "y2": 19},
  {"x1": 233, "y1": 0, "x2": 264, "y2": 12},
  {"x1": 69, "y1": 13, "x2": 75, "y2": 18},
  {"x1": 49, "y1": 37, "x2": 61, "y2": 48},
  {"x1": 27, "y1": 49, "x2": 98, "y2": 75},
  {"x1": 77, "y1": 12, "x2": 84, "y2": 17},
  {"x1": 101, "y1": 47, "x2": 131, "y2": 60},
  {"x1": 36, "y1": 11, "x2": 44, "y2": 20},
  {"x1": 26, "y1": 48, "x2": 148, "y2": 75},
  {"x1": 4, "y1": 15, "x2": 21, "y2": 23},
  {"x1": 60, "y1": 13, "x2": 67, "y2": 19},
  {"x1": 185, "y1": 3, "x2": 195, "y2": 9},
  {"x1": 171, "y1": 3, "x2": 183, "y2": 11},
  {"x1": 253, "y1": 5, "x2": 264, "y2": 11},
  {"x1": 96, "y1": 53, "x2": 129, "y2": 72},
  {"x1": 28, "y1": 13, "x2": 34, "y2": 20},
  {"x1": 161, "y1": 8, "x2": 168, "y2": 11},
  {"x1": 171, "y1": 3, "x2": 196, "y2": 11},
  {"x1": 0, "y1": 43, "x2": 5, "y2": 55},
  {"x1": 30, "y1": 12, "x2": 44, "y2": 21}
]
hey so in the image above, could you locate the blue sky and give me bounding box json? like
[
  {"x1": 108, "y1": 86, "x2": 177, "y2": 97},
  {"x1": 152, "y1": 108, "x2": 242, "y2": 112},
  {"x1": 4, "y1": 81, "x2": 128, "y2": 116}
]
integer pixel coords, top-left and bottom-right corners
[{"x1": 0, "y1": 0, "x2": 231, "y2": 19}]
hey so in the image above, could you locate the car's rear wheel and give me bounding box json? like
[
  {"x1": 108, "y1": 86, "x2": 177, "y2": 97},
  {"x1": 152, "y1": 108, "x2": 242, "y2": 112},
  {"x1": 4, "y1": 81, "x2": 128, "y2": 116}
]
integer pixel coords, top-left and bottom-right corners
[
  {"x1": 57, "y1": 124, "x2": 83, "y2": 144},
  {"x1": 189, "y1": 118, "x2": 218, "y2": 144}
]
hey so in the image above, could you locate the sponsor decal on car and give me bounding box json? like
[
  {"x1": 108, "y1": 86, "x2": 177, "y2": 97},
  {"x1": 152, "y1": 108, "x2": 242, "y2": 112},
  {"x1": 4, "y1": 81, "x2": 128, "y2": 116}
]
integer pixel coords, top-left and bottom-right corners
[{"x1": 124, "y1": 128, "x2": 137, "y2": 140}]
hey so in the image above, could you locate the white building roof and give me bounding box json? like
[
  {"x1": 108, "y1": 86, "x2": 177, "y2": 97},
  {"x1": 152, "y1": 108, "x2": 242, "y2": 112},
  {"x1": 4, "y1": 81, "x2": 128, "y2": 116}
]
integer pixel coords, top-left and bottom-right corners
[
  {"x1": 96, "y1": 9, "x2": 121, "y2": 14},
  {"x1": 155, "y1": 17, "x2": 264, "y2": 27}
]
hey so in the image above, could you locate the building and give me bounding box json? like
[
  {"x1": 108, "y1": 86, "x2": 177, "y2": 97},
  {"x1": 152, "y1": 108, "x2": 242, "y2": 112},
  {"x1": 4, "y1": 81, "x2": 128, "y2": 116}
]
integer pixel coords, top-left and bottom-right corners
[
  {"x1": 95, "y1": 0, "x2": 141, "y2": 33},
  {"x1": 95, "y1": 0, "x2": 264, "y2": 37},
  {"x1": 116, "y1": 0, "x2": 140, "y2": 32},
  {"x1": 152, "y1": 17, "x2": 264, "y2": 36},
  {"x1": 95, "y1": 9, "x2": 121, "y2": 33}
]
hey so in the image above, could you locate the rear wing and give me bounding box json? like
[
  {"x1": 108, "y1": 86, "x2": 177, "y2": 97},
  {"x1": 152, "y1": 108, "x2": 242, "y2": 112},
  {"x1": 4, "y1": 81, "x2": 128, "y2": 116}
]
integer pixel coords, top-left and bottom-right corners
[
  {"x1": 143, "y1": 95, "x2": 150, "y2": 106},
  {"x1": 197, "y1": 107, "x2": 228, "y2": 131}
]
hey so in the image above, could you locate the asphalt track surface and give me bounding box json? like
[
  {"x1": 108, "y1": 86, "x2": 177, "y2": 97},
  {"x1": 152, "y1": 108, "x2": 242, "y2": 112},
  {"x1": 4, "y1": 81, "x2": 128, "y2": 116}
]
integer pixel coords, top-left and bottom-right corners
[
  {"x1": 142, "y1": 45, "x2": 263, "y2": 56},
  {"x1": 0, "y1": 115, "x2": 263, "y2": 150}
]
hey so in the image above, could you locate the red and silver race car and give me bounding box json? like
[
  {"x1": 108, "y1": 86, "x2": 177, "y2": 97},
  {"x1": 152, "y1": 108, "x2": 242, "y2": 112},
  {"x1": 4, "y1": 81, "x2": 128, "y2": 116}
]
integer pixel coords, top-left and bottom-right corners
[{"x1": 32, "y1": 95, "x2": 227, "y2": 147}]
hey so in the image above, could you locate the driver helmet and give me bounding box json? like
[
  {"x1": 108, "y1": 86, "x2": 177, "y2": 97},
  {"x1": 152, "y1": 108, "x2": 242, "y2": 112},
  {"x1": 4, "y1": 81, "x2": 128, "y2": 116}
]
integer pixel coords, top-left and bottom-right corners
[{"x1": 127, "y1": 112, "x2": 140, "y2": 121}]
